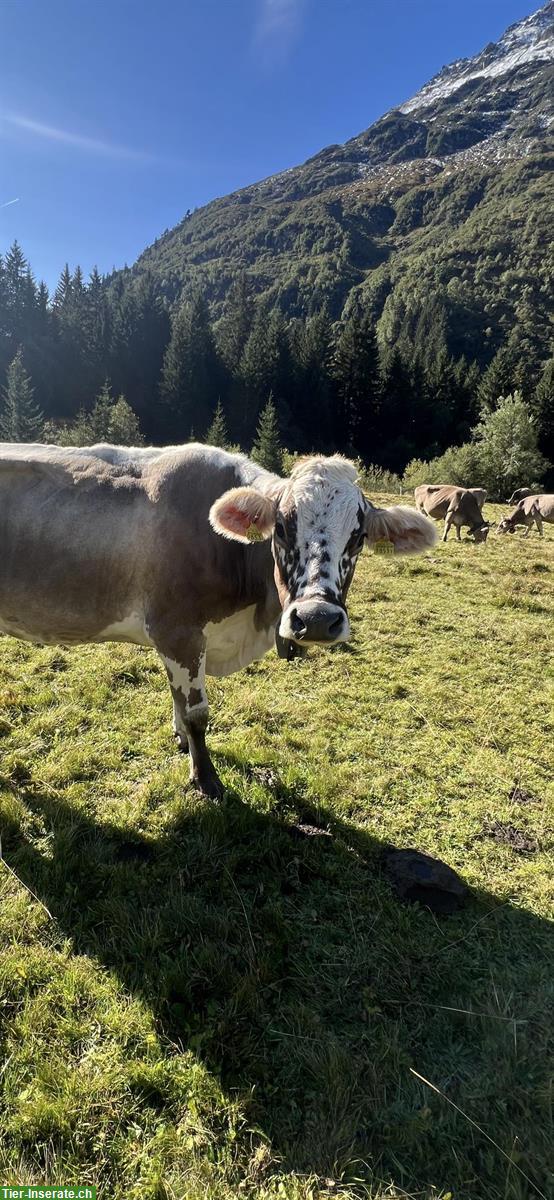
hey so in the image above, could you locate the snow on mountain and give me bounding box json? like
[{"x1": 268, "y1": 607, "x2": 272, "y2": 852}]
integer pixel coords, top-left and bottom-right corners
[{"x1": 399, "y1": 1, "x2": 554, "y2": 115}]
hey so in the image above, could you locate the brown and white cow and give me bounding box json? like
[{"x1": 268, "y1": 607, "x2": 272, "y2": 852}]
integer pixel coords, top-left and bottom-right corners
[
  {"x1": 0, "y1": 443, "x2": 437, "y2": 797},
  {"x1": 497, "y1": 494, "x2": 554, "y2": 537},
  {"x1": 414, "y1": 484, "x2": 490, "y2": 543},
  {"x1": 417, "y1": 484, "x2": 487, "y2": 510},
  {"x1": 507, "y1": 487, "x2": 537, "y2": 505}
]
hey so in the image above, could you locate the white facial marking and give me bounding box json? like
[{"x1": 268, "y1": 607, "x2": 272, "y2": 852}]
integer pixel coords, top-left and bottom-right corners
[{"x1": 282, "y1": 459, "x2": 362, "y2": 603}]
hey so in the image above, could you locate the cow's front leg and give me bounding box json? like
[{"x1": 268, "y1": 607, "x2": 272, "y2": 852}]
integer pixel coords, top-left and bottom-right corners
[
  {"x1": 154, "y1": 629, "x2": 223, "y2": 799},
  {"x1": 534, "y1": 515, "x2": 544, "y2": 537},
  {"x1": 172, "y1": 695, "x2": 189, "y2": 751}
]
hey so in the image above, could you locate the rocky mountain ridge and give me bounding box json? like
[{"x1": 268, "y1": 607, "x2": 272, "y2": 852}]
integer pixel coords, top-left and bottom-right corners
[{"x1": 122, "y1": 3, "x2": 553, "y2": 366}]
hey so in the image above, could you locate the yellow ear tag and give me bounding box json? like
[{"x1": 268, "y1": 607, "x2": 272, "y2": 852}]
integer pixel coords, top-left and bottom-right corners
[
  {"x1": 373, "y1": 538, "x2": 395, "y2": 555},
  {"x1": 245, "y1": 521, "x2": 264, "y2": 543}
]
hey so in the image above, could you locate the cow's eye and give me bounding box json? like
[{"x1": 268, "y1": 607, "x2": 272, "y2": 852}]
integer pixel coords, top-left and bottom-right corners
[{"x1": 274, "y1": 519, "x2": 286, "y2": 541}]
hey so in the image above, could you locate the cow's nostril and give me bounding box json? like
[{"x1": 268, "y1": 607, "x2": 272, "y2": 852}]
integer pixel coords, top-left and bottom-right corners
[
  {"x1": 290, "y1": 608, "x2": 307, "y2": 638},
  {"x1": 328, "y1": 612, "x2": 344, "y2": 638}
]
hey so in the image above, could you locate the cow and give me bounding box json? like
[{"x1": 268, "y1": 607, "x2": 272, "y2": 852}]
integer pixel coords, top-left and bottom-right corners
[
  {"x1": 417, "y1": 484, "x2": 487, "y2": 511},
  {"x1": 497, "y1": 494, "x2": 554, "y2": 537},
  {"x1": 507, "y1": 487, "x2": 537, "y2": 505},
  {"x1": 414, "y1": 484, "x2": 490, "y2": 543},
  {"x1": 467, "y1": 487, "x2": 487, "y2": 510},
  {"x1": 0, "y1": 442, "x2": 437, "y2": 798}
]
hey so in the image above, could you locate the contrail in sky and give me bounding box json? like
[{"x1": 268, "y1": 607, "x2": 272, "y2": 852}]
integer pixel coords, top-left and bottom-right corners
[
  {"x1": 0, "y1": 198, "x2": 19, "y2": 209},
  {"x1": 3, "y1": 113, "x2": 153, "y2": 162}
]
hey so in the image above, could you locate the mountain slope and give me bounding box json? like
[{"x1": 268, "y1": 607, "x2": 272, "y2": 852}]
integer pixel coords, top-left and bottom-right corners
[{"x1": 124, "y1": 2, "x2": 554, "y2": 365}]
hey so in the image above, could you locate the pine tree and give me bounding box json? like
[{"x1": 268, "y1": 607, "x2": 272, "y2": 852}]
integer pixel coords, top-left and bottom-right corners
[
  {"x1": 293, "y1": 308, "x2": 335, "y2": 450},
  {"x1": 0, "y1": 349, "x2": 44, "y2": 441},
  {"x1": 88, "y1": 379, "x2": 114, "y2": 441},
  {"x1": 52, "y1": 262, "x2": 94, "y2": 415},
  {"x1": 251, "y1": 395, "x2": 284, "y2": 475},
  {"x1": 51, "y1": 381, "x2": 143, "y2": 447},
  {"x1": 110, "y1": 272, "x2": 169, "y2": 437},
  {"x1": 216, "y1": 274, "x2": 254, "y2": 373},
  {"x1": 531, "y1": 358, "x2": 554, "y2": 462},
  {"x1": 377, "y1": 346, "x2": 415, "y2": 471},
  {"x1": 2, "y1": 242, "x2": 31, "y2": 342},
  {"x1": 424, "y1": 347, "x2": 458, "y2": 448},
  {"x1": 83, "y1": 266, "x2": 111, "y2": 386},
  {"x1": 206, "y1": 400, "x2": 229, "y2": 448},
  {"x1": 476, "y1": 344, "x2": 520, "y2": 414},
  {"x1": 332, "y1": 308, "x2": 380, "y2": 456},
  {"x1": 54, "y1": 264, "x2": 73, "y2": 310},
  {"x1": 108, "y1": 395, "x2": 144, "y2": 445},
  {"x1": 160, "y1": 292, "x2": 220, "y2": 438},
  {"x1": 451, "y1": 356, "x2": 480, "y2": 441},
  {"x1": 238, "y1": 309, "x2": 294, "y2": 444}
]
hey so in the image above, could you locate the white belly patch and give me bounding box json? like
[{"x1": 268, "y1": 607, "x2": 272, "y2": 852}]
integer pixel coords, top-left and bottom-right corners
[
  {"x1": 0, "y1": 606, "x2": 273, "y2": 675},
  {"x1": 96, "y1": 613, "x2": 154, "y2": 646},
  {"x1": 204, "y1": 604, "x2": 275, "y2": 677}
]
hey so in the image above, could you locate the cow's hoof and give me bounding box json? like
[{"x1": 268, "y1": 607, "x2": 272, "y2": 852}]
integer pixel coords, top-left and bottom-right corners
[{"x1": 191, "y1": 769, "x2": 224, "y2": 800}]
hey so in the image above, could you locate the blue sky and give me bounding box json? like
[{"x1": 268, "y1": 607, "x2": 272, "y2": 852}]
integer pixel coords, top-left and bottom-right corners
[{"x1": 0, "y1": 0, "x2": 538, "y2": 290}]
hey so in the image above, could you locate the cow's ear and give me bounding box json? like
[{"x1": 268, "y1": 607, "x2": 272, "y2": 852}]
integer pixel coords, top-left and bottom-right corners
[
  {"x1": 364, "y1": 504, "x2": 437, "y2": 555},
  {"x1": 209, "y1": 487, "x2": 276, "y2": 544}
]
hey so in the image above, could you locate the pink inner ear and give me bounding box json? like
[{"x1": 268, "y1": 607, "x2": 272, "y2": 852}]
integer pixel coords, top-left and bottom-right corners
[{"x1": 220, "y1": 503, "x2": 254, "y2": 537}]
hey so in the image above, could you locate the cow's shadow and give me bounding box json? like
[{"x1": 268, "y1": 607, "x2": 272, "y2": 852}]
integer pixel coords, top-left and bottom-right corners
[{"x1": 2, "y1": 764, "x2": 552, "y2": 1198}]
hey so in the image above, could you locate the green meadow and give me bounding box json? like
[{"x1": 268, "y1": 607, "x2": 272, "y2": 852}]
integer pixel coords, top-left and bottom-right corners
[{"x1": 0, "y1": 498, "x2": 552, "y2": 1200}]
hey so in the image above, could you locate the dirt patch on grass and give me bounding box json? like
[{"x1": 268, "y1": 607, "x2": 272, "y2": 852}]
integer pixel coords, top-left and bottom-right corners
[
  {"x1": 509, "y1": 784, "x2": 541, "y2": 806},
  {"x1": 481, "y1": 820, "x2": 538, "y2": 854}
]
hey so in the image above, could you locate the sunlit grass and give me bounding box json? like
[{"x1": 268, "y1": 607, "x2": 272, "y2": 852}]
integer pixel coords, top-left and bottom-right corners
[{"x1": 0, "y1": 498, "x2": 552, "y2": 1199}]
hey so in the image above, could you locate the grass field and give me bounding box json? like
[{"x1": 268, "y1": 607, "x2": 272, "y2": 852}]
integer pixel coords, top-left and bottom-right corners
[{"x1": 0, "y1": 497, "x2": 552, "y2": 1200}]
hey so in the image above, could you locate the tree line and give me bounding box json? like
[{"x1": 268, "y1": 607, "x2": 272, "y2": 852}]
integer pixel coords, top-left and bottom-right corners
[{"x1": 0, "y1": 241, "x2": 552, "y2": 491}]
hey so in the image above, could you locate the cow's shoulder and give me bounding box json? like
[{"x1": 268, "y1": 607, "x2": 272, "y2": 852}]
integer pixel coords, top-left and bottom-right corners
[{"x1": 144, "y1": 443, "x2": 273, "y2": 509}]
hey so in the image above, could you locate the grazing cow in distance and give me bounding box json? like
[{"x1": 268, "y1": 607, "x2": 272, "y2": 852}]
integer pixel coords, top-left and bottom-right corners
[
  {"x1": 0, "y1": 442, "x2": 437, "y2": 798},
  {"x1": 414, "y1": 484, "x2": 490, "y2": 543},
  {"x1": 507, "y1": 487, "x2": 537, "y2": 505},
  {"x1": 497, "y1": 495, "x2": 554, "y2": 537},
  {"x1": 419, "y1": 484, "x2": 487, "y2": 510}
]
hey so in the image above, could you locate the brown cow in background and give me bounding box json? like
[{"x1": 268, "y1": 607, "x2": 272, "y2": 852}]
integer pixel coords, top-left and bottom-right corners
[
  {"x1": 507, "y1": 487, "x2": 538, "y2": 505},
  {"x1": 414, "y1": 485, "x2": 490, "y2": 543},
  {"x1": 497, "y1": 495, "x2": 554, "y2": 537}
]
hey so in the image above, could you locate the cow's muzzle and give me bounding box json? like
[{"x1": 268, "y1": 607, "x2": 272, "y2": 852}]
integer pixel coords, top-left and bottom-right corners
[{"x1": 279, "y1": 600, "x2": 349, "y2": 646}]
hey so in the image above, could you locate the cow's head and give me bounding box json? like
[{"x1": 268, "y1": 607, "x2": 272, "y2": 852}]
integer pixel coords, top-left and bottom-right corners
[
  {"x1": 210, "y1": 457, "x2": 437, "y2": 649},
  {"x1": 466, "y1": 522, "x2": 491, "y2": 543},
  {"x1": 497, "y1": 514, "x2": 517, "y2": 534}
]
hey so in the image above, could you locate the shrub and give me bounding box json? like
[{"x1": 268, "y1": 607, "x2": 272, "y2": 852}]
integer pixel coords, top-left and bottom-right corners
[{"x1": 402, "y1": 395, "x2": 549, "y2": 500}]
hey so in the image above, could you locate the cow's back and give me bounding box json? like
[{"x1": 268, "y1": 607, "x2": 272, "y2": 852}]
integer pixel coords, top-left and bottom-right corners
[
  {"x1": 0, "y1": 442, "x2": 277, "y2": 648},
  {"x1": 416, "y1": 485, "x2": 462, "y2": 519},
  {"x1": 0, "y1": 448, "x2": 154, "y2": 643},
  {"x1": 524, "y1": 494, "x2": 554, "y2": 521}
]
